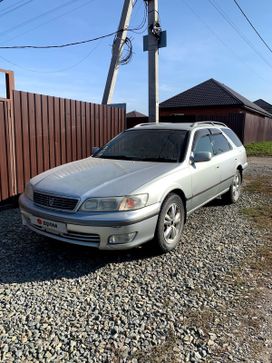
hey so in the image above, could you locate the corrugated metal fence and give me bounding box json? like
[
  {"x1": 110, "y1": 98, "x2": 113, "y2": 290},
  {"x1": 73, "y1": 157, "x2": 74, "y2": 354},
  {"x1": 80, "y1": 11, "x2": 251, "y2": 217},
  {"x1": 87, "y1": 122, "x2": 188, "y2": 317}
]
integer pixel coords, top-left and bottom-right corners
[
  {"x1": 0, "y1": 90, "x2": 125, "y2": 202},
  {"x1": 0, "y1": 99, "x2": 15, "y2": 201}
]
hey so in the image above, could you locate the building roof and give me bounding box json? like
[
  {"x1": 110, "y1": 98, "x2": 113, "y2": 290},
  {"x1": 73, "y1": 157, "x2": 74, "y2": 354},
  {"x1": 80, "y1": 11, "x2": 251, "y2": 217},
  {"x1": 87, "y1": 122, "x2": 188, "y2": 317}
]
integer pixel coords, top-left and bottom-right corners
[
  {"x1": 160, "y1": 79, "x2": 272, "y2": 117},
  {"x1": 254, "y1": 99, "x2": 272, "y2": 115},
  {"x1": 127, "y1": 110, "x2": 147, "y2": 118}
]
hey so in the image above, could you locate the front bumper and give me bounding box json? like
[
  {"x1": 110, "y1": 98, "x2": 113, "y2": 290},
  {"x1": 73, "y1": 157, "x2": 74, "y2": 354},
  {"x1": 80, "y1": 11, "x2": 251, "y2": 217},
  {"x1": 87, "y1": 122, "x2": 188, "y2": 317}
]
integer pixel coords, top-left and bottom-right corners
[{"x1": 19, "y1": 194, "x2": 160, "y2": 250}]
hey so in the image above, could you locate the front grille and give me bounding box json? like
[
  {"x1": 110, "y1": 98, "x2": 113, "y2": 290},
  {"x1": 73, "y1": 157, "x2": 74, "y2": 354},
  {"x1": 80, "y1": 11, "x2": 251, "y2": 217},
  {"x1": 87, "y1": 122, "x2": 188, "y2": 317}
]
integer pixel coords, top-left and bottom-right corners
[
  {"x1": 30, "y1": 223, "x2": 100, "y2": 244},
  {"x1": 62, "y1": 231, "x2": 100, "y2": 243},
  {"x1": 34, "y1": 192, "x2": 79, "y2": 211}
]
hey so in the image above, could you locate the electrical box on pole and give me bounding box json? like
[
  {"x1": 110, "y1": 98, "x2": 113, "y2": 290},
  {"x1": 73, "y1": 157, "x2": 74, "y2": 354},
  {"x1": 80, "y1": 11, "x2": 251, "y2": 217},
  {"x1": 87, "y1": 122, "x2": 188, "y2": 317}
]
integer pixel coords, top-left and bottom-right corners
[{"x1": 144, "y1": 0, "x2": 166, "y2": 123}]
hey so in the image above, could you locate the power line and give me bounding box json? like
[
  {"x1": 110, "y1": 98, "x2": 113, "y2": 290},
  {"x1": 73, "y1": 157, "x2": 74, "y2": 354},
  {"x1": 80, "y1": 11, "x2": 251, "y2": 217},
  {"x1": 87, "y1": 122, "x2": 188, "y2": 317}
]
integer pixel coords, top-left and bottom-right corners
[
  {"x1": 0, "y1": 0, "x2": 33, "y2": 18},
  {"x1": 0, "y1": 27, "x2": 147, "y2": 50},
  {"x1": 0, "y1": 4, "x2": 148, "y2": 50},
  {"x1": 206, "y1": 0, "x2": 272, "y2": 70},
  {"x1": 233, "y1": 0, "x2": 272, "y2": 54},
  {"x1": 3, "y1": 0, "x2": 146, "y2": 44},
  {"x1": 181, "y1": 0, "x2": 268, "y2": 82},
  {"x1": 129, "y1": 0, "x2": 148, "y2": 34},
  {"x1": 0, "y1": 0, "x2": 26, "y2": 14},
  {"x1": 0, "y1": 31, "x2": 120, "y2": 49},
  {"x1": 0, "y1": 0, "x2": 148, "y2": 75},
  {"x1": 0, "y1": 41, "x2": 102, "y2": 73},
  {"x1": 0, "y1": 0, "x2": 82, "y2": 37},
  {"x1": 0, "y1": 0, "x2": 95, "y2": 44}
]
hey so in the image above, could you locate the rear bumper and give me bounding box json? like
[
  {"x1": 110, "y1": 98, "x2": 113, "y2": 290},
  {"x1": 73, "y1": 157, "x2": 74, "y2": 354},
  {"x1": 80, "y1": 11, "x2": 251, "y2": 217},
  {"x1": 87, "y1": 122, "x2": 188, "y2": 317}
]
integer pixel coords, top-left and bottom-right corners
[
  {"x1": 242, "y1": 161, "x2": 248, "y2": 170},
  {"x1": 19, "y1": 194, "x2": 160, "y2": 250}
]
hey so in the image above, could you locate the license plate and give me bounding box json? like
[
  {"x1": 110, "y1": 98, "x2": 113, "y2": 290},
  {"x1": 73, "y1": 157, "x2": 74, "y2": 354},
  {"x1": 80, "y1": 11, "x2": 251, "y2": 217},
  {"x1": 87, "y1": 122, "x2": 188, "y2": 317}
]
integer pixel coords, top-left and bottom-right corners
[{"x1": 30, "y1": 216, "x2": 67, "y2": 234}]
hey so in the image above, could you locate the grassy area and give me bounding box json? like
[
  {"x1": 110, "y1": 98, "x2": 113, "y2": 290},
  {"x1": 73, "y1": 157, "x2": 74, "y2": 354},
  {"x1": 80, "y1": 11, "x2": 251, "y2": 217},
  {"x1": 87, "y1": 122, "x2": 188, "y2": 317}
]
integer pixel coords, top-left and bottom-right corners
[
  {"x1": 241, "y1": 205, "x2": 272, "y2": 229},
  {"x1": 245, "y1": 141, "x2": 272, "y2": 157},
  {"x1": 242, "y1": 174, "x2": 272, "y2": 227}
]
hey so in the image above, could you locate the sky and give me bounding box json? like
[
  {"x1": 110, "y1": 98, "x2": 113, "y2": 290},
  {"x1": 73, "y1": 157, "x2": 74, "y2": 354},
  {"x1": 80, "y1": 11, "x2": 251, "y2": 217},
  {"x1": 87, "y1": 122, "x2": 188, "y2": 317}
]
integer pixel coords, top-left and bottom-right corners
[{"x1": 0, "y1": 0, "x2": 272, "y2": 114}]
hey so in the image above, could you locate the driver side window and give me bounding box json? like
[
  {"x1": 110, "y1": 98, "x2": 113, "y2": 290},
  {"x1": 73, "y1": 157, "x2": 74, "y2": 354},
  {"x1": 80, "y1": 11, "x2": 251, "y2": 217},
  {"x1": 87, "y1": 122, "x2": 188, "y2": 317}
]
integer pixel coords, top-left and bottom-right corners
[{"x1": 193, "y1": 135, "x2": 213, "y2": 154}]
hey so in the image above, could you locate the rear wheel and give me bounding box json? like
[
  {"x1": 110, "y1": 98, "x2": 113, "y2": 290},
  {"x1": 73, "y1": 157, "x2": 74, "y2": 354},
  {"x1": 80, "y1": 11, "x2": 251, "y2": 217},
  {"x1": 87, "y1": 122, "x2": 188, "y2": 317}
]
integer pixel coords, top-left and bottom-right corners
[
  {"x1": 222, "y1": 170, "x2": 242, "y2": 204},
  {"x1": 154, "y1": 194, "x2": 185, "y2": 253}
]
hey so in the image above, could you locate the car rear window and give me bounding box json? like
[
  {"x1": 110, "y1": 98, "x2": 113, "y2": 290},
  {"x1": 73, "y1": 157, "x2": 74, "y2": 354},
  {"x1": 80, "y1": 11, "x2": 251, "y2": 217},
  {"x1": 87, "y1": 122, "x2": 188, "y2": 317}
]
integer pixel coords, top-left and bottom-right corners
[{"x1": 221, "y1": 128, "x2": 243, "y2": 147}]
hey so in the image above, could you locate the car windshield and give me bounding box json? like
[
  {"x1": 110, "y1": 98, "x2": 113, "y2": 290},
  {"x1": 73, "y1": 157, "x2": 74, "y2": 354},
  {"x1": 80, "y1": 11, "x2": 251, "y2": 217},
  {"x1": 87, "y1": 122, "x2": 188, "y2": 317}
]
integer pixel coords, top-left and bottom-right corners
[{"x1": 94, "y1": 129, "x2": 188, "y2": 162}]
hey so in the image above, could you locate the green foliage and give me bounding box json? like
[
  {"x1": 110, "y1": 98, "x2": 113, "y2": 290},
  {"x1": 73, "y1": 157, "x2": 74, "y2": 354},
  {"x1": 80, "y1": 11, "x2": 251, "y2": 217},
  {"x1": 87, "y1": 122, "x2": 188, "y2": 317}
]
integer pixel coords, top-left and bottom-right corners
[{"x1": 245, "y1": 141, "x2": 272, "y2": 156}]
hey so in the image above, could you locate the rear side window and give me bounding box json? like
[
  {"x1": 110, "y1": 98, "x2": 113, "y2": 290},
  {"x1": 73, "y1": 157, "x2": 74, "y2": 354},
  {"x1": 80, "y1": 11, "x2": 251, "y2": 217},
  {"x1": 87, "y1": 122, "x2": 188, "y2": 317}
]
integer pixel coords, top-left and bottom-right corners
[
  {"x1": 221, "y1": 128, "x2": 243, "y2": 147},
  {"x1": 211, "y1": 133, "x2": 232, "y2": 155}
]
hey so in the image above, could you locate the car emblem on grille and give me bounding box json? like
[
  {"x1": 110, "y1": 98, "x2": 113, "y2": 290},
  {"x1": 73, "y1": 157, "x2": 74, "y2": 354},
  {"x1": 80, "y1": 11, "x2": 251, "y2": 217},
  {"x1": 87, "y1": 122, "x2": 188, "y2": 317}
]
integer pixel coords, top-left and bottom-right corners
[{"x1": 48, "y1": 197, "x2": 55, "y2": 207}]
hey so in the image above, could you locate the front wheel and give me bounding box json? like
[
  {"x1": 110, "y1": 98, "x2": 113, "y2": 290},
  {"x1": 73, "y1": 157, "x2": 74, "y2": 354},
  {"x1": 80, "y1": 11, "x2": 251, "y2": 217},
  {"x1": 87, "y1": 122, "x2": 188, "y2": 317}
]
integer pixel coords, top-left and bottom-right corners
[
  {"x1": 154, "y1": 193, "x2": 185, "y2": 253},
  {"x1": 222, "y1": 170, "x2": 242, "y2": 204}
]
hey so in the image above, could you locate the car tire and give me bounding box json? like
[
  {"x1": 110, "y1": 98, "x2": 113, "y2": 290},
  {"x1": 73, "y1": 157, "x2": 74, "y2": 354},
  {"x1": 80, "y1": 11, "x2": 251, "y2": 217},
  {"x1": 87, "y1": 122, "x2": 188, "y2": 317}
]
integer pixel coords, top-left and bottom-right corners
[
  {"x1": 222, "y1": 169, "x2": 242, "y2": 204},
  {"x1": 154, "y1": 193, "x2": 185, "y2": 253}
]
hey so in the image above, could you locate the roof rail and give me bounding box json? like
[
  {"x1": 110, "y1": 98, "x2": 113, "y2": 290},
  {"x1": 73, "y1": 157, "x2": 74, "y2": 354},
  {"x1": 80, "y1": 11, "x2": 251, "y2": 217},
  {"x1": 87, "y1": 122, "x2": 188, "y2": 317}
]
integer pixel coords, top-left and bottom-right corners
[
  {"x1": 133, "y1": 123, "x2": 152, "y2": 127},
  {"x1": 192, "y1": 121, "x2": 227, "y2": 127},
  {"x1": 133, "y1": 122, "x2": 172, "y2": 127}
]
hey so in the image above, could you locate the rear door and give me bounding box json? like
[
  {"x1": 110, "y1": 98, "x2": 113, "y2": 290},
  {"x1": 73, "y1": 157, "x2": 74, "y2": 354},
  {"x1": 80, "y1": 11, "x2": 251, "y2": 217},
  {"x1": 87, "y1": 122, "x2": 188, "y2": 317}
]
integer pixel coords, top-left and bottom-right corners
[
  {"x1": 189, "y1": 129, "x2": 220, "y2": 211},
  {"x1": 209, "y1": 129, "x2": 236, "y2": 193}
]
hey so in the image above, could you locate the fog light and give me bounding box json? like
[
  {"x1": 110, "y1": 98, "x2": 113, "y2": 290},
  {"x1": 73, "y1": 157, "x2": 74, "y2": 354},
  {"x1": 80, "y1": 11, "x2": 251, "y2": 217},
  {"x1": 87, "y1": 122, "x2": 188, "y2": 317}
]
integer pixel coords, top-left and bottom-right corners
[{"x1": 108, "y1": 232, "x2": 137, "y2": 245}]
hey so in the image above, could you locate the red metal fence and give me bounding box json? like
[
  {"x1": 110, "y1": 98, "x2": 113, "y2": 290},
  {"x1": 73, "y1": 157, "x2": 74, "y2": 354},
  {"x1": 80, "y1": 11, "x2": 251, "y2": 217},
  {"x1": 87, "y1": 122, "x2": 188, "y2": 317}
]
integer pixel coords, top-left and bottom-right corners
[
  {"x1": 0, "y1": 83, "x2": 125, "y2": 202},
  {"x1": 0, "y1": 100, "x2": 15, "y2": 201}
]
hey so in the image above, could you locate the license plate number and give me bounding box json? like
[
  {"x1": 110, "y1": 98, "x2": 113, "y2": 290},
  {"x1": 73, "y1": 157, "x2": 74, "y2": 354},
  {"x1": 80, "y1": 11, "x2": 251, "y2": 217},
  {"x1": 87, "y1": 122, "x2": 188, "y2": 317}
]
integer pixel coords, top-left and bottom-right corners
[{"x1": 30, "y1": 216, "x2": 67, "y2": 234}]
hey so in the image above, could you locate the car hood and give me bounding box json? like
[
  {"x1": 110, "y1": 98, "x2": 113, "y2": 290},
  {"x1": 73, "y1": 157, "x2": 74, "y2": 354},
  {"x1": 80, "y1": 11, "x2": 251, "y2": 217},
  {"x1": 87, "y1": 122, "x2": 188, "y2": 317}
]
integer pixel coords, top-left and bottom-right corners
[{"x1": 32, "y1": 157, "x2": 177, "y2": 198}]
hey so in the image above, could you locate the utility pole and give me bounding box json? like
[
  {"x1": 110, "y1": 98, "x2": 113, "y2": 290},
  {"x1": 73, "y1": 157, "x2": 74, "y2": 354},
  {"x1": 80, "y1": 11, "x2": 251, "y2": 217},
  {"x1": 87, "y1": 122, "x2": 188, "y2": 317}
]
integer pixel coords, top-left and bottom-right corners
[
  {"x1": 102, "y1": 0, "x2": 134, "y2": 105},
  {"x1": 147, "y1": 0, "x2": 160, "y2": 123}
]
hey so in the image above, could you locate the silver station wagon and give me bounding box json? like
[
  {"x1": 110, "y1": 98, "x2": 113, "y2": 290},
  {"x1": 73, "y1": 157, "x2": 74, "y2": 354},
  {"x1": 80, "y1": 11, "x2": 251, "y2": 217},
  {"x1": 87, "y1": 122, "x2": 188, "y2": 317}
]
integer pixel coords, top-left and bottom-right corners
[{"x1": 19, "y1": 122, "x2": 248, "y2": 253}]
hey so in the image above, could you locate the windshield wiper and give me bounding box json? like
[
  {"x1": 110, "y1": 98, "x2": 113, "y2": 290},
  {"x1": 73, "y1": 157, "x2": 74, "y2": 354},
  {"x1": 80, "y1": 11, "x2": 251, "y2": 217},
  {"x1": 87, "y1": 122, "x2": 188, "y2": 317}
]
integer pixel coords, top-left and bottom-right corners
[
  {"x1": 140, "y1": 157, "x2": 177, "y2": 162},
  {"x1": 96, "y1": 155, "x2": 177, "y2": 162}
]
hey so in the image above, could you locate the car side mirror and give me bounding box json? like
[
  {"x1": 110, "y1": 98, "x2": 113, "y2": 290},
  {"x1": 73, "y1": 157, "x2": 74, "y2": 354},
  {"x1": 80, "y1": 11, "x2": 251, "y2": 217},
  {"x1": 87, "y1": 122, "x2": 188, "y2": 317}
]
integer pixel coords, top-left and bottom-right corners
[
  {"x1": 91, "y1": 146, "x2": 100, "y2": 156},
  {"x1": 193, "y1": 151, "x2": 212, "y2": 162}
]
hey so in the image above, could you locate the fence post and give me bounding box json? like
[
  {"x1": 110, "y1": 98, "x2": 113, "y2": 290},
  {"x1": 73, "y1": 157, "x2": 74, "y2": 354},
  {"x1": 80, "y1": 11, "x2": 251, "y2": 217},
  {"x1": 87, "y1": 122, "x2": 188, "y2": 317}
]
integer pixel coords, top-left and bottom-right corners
[{"x1": 0, "y1": 69, "x2": 17, "y2": 196}]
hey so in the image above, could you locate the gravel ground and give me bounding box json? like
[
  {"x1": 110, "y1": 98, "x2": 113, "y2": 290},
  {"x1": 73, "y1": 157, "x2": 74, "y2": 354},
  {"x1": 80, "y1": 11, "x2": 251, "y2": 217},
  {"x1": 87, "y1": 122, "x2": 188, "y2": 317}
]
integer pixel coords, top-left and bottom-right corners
[
  {"x1": 245, "y1": 157, "x2": 272, "y2": 177},
  {"x1": 0, "y1": 158, "x2": 271, "y2": 362}
]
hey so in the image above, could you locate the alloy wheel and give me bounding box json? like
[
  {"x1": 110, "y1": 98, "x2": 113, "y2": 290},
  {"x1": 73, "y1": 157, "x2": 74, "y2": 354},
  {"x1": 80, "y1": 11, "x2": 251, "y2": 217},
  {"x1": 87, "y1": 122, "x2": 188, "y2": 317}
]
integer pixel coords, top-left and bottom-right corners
[
  {"x1": 232, "y1": 173, "x2": 241, "y2": 202},
  {"x1": 163, "y1": 203, "x2": 182, "y2": 244}
]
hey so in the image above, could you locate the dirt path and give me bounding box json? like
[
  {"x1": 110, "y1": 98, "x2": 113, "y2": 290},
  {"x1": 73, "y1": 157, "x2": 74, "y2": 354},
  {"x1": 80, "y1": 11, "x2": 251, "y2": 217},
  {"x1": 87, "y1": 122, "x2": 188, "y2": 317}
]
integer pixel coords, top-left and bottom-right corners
[{"x1": 248, "y1": 156, "x2": 272, "y2": 166}]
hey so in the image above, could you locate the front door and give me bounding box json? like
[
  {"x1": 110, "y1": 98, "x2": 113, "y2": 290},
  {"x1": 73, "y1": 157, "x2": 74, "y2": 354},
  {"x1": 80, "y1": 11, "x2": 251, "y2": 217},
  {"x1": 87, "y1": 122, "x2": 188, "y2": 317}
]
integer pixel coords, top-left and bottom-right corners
[{"x1": 189, "y1": 129, "x2": 220, "y2": 211}]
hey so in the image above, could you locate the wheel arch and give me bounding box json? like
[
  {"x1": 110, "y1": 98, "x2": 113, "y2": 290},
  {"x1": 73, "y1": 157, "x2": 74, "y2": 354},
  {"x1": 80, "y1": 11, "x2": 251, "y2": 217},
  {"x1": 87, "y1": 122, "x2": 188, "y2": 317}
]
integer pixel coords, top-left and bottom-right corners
[
  {"x1": 237, "y1": 165, "x2": 243, "y2": 181},
  {"x1": 161, "y1": 188, "x2": 187, "y2": 222}
]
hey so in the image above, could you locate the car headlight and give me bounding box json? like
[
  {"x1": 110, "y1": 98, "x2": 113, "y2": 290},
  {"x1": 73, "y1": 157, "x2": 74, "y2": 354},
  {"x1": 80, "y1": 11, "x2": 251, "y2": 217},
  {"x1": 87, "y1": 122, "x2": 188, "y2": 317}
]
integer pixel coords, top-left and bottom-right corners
[
  {"x1": 25, "y1": 182, "x2": 34, "y2": 201},
  {"x1": 80, "y1": 194, "x2": 148, "y2": 212}
]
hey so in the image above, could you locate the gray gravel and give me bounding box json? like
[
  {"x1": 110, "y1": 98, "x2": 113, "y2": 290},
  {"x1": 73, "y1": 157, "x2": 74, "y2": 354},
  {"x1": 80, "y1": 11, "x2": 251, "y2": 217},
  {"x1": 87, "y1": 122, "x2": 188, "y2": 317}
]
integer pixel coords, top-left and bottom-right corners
[
  {"x1": 0, "y1": 159, "x2": 271, "y2": 362},
  {"x1": 246, "y1": 157, "x2": 272, "y2": 177}
]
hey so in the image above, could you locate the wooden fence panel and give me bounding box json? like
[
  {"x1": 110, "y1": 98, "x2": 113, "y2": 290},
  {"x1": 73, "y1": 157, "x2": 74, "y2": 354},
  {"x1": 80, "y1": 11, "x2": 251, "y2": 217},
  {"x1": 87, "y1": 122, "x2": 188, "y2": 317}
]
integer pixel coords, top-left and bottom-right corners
[
  {"x1": 13, "y1": 92, "x2": 24, "y2": 194},
  {"x1": 54, "y1": 97, "x2": 61, "y2": 167},
  {"x1": 244, "y1": 114, "x2": 272, "y2": 144},
  {"x1": 35, "y1": 94, "x2": 44, "y2": 175},
  {"x1": 0, "y1": 101, "x2": 10, "y2": 200},
  {"x1": 0, "y1": 90, "x2": 125, "y2": 202}
]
